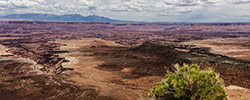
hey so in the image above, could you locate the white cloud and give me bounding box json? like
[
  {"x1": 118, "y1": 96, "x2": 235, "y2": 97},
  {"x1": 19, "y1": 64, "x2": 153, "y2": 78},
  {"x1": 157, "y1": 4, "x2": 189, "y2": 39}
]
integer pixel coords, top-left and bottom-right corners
[
  {"x1": 8, "y1": 0, "x2": 40, "y2": 7},
  {"x1": 0, "y1": 0, "x2": 7, "y2": 5},
  {"x1": 34, "y1": 0, "x2": 46, "y2": 3},
  {"x1": 0, "y1": 0, "x2": 250, "y2": 22}
]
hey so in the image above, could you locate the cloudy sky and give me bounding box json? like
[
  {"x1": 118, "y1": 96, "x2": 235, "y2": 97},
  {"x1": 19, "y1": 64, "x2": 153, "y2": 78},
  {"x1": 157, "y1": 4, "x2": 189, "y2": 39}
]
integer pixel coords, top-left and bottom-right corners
[{"x1": 0, "y1": 0, "x2": 250, "y2": 22}]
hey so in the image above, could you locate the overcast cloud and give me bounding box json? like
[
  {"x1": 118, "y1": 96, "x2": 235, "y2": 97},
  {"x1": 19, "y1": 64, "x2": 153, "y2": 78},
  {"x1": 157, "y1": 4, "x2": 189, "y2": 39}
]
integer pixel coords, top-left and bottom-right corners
[{"x1": 0, "y1": 0, "x2": 250, "y2": 22}]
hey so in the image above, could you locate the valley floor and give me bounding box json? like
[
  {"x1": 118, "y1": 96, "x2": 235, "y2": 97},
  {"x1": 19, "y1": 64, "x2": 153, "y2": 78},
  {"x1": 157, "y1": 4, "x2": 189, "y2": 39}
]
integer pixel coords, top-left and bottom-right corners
[
  {"x1": 1, "y1": 38, "x2": 250, "y2": 100},
  {"x1": 54, "y1": 38, "x2": 250, "y2": 100}
]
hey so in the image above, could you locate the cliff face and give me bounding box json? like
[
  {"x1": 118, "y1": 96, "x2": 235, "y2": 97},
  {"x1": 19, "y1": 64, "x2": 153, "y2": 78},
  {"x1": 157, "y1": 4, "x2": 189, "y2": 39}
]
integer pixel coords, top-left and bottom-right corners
[{"x1": 189, "y1": 23, "x2": 250, "y2": 32}]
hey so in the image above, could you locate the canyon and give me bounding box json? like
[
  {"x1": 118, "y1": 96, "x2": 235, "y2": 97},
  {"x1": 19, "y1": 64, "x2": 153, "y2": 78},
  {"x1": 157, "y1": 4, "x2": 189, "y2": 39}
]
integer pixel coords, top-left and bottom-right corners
[{"x1": 0, "y1": 21, "x2": 250, "y2": 99}]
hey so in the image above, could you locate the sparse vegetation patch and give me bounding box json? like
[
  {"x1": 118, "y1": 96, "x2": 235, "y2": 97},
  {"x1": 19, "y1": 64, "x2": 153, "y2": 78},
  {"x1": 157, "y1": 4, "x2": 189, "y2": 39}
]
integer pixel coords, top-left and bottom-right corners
[{"x1": 149, "y1": 64, "x2": 227, "y2": 100}]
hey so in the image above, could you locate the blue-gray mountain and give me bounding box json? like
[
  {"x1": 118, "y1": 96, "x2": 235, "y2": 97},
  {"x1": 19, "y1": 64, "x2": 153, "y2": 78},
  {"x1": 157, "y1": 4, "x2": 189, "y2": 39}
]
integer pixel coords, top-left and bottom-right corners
[{"x1": 0, "y1": 14, "x2": 126, "y2": 22}]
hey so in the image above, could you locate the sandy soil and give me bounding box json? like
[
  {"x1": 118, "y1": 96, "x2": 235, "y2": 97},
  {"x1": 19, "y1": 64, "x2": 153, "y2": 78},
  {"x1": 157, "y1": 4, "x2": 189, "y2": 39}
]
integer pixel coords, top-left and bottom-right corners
[
  {"x1": 0, "y1": 44, "x2": 12, "y2": 55},
  {"x1": 183, "y1": 37, "x2": 250, "y2": 61},
  {"x1": 226, "y1": 85, "x2": 250, "y2": 100},
  {"x1": 54, "y1": 38, "x2": 144, "y2": 100}
]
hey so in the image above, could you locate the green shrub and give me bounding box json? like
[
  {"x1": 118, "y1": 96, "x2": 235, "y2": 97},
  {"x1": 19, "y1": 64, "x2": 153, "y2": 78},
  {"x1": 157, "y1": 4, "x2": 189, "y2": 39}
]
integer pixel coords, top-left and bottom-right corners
[{"x1": 148, "y1": 64, "x2": 227, "y2": 100}]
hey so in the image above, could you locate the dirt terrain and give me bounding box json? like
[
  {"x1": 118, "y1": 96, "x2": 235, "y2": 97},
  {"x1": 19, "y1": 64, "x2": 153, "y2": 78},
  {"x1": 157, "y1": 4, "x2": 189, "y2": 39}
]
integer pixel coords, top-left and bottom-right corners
[
  {"x1": 0, "y1": 59, "x2": 102, "y2": 100},
  {"x1": 0, "y1": 44, "x2": 99, "y2": 100},
  {"x1": 226, "y1": 85, "x2": 250, "y2": 100},
  {"x1": 54, "y1": 38, "x2": 250, "y2": 99},
  {"x1": 0, "y1": 21, "x2": 250, "y2": 99},
  {"x1": 183, "y1": 37, "x2": 250, "y2": 61},
  {"x1": 54, "y1": 38, "x2": 143, "y2": 100}
]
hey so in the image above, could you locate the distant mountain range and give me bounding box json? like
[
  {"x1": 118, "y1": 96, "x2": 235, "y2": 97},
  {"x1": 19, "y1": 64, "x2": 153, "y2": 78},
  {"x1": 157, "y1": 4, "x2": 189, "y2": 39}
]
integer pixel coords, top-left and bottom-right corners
[{"x1": 0, "y1": 14, "x2": 127, "y2": 22}]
